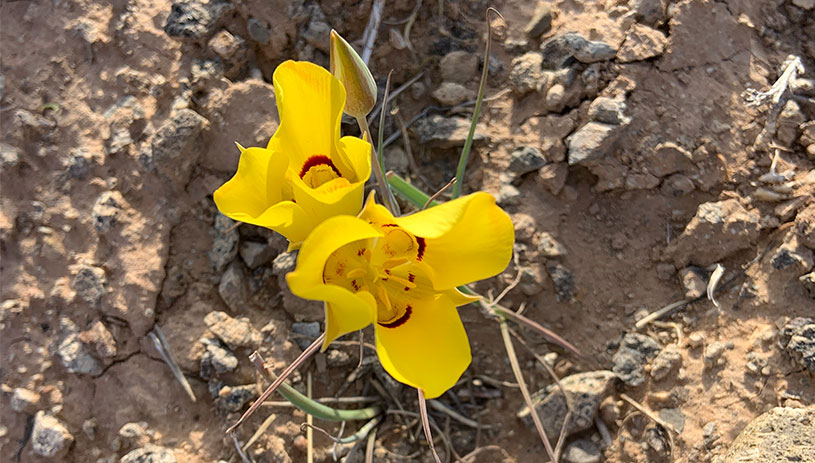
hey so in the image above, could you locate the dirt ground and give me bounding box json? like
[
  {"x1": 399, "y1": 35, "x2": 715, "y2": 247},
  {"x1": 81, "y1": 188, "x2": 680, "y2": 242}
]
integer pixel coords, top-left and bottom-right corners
[{"x1": 1, "y1": 0, "x2": 814, "y2": 462}]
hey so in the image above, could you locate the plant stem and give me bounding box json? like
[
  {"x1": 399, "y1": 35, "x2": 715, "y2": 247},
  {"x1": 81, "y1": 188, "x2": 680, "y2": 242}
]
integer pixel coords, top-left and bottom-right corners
[
  {"x1": 387, "y1": 172, "x2": 438, "y2": 209},
  {"x1": 357, "y1": 115, "x2": 399, "y2": 215}
]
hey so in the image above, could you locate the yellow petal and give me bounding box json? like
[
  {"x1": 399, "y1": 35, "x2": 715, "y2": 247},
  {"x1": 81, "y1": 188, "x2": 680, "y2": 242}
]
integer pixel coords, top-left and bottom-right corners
[
  {"x1": 291, "y1": 174, "x2": 366, "y2": 224},
  {"x1": 395, "y1": 192, "x2": 515, "y2": 289},
  {"x1": 286, "y1": 215, "x2": 383, "y2": 346},
  {"x1": 336, "y1": 135, "x2": 373, "y2": 183},
  {"x1": 374, "y1": 293, "x2": 471, "y2": 398},
  {"x1": 271, "y1": 61, "x2": 346, "y2": 172}
]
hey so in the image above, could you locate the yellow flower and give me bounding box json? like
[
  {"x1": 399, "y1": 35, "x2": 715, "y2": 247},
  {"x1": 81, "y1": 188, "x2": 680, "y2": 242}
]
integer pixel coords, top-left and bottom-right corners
[
  {"x1": 286, "y1": 192, "x2": 515, "y2": 398},
  {"x1": 213, "y1": 60, "x2": 372, "y2": 249}
]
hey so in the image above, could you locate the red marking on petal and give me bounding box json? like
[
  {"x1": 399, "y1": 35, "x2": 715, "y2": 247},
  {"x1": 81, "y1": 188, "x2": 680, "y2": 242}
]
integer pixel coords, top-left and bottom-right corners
[
  {"x1": 408, "y1": 273, "x2": 415, "y2": 282},
  {"x1": 416, "y1": 237, "x2": 426, "y2": 261},
  {"x1": 351, "y1": 280, "x2": 361, "y2": 291},
  {"x1": 299, "y1": 155, "x2": 341, "y2": 179},
  {"x1": 382, "y1": 223, "x2": 398, "y2": 227},
  {"x1": 379, "y1": 305, "x2": 412, "y2": 328},
  {"x1": 357, "y1": 248, "x2": 366, "y2": 257}
]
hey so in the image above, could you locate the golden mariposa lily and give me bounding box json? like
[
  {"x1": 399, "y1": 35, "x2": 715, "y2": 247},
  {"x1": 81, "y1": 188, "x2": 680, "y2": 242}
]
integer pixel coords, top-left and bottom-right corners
[
  {"x1": 213, "y1": 60, "x2": 372, "y2": 249},
  {"x1": 286, "y1": 192, "x2": 514, "y2": 398}
]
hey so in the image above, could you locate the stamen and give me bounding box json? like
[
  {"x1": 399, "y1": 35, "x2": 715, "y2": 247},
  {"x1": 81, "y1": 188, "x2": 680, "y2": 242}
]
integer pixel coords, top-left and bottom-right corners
[
  {"x1": 346, "y1": 268, "x2": 366, "y2": 279},
  {"x1": 387, "y1": 273, "x2": 416, "y2": 290},
  {"x1": 382, "y1": 257, "x2": 409, "y2": 268}
]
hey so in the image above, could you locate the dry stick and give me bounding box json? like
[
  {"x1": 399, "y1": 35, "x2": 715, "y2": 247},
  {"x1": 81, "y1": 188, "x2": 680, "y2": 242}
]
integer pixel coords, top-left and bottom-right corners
[
  {"x1": 486, "y1": 302, "x2": 582, "y2": 359},
  {"x1": 365, "y1": 427, "x2": 377, "y2": 463},
  {"x1": 402, "y1": 0, "x2": 421, "y2": 53},
  {"x1": 620, "y1": 393, "x2": 676, "y2": 457},
  {"x1": 358, "y1": 115, "x2": 399, "y2": 215},
  {"x1": 507, "y1": 326, "x2": 572, "y2": 411},
  {"x1": 307, "y1": 372, "x2": 313, "y2": 463},
  {"x1": 242, "y1": 412, "x2": 277, "y2": 452},
  {"x1": 148, "y1": 327, "x2": 196, "y2": 402},
  {"x1": 428, "y1": 399, "x2": 492, "y2": 429},
  {"x1": 231, "y1": 433, "x2": 252, "y2": 463},
  {"x1": 418, "y1": 389, "x2": 443, "y2": 463},
  {"x1": 367, "y1": 71, "x2": 425, "y2": 124},
  {"x1": 392, "y1": 107, "x2": 429, "y2": 188},
  {"x1": 553, "y1": 409, "x2": 572, "y2": 461},
  {"x1": 227, "y1": 332, "x2": 326, "y2": 434},
  {"x1": 499, "y1": 320, "x2": 557, "y2": 462},
  {"x1": 360, "y1": 0, "x2": 386, "y2": 64},
  {"x1": 422, "y1": 177, "x2": 456, "y2": 210}
]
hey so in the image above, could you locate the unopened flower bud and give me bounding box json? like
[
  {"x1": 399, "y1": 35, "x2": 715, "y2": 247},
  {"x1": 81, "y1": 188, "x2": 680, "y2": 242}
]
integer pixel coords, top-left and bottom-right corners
[{"x1": 329, "y1": 29, "x2": 377, "y2": 119}]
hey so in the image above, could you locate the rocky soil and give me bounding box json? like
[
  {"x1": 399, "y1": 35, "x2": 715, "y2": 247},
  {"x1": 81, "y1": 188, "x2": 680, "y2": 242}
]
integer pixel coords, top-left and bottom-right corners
[{"x1": 1, "y1": 0, "x2": 814, "y2": 462}]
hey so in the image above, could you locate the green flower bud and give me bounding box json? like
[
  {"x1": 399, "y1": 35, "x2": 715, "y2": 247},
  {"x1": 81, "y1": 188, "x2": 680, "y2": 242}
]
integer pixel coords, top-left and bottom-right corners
[{"x1": 329, "y1": 29, "x2": 377, "y2": 119}]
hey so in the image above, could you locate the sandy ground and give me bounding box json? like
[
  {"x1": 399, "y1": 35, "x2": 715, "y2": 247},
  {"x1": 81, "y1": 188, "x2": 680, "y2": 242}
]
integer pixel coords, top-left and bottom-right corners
[{"x1": 1, "y1": 0, "x2": 814, "y2": 462}]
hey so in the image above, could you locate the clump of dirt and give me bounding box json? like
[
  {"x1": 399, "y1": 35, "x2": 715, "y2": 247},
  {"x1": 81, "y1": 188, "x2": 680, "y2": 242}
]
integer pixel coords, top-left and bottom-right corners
[{"x1": 1, "y1": 0, "x2": 813, "y2": 462}]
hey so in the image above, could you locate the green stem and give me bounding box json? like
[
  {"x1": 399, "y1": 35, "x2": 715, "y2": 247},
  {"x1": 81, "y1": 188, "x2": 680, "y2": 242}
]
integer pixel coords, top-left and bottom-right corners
[
  {"x1": 451, "y1": 8, "x2": 499, "y2": 199},
  {"x1": 386, "y1": 172, "x2": 438, "y2": 209}
]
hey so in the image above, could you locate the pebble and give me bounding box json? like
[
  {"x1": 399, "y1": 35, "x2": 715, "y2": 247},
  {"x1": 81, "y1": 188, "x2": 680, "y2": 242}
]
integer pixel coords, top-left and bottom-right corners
[
  {"x1": 439, "y1": 50, "x2": 479, "y2": 84},
  {"x1": 291, "y1": 321, "x2": 321, "y2": 350},
  {"x1": 246, "y1": 17, "x2": 271, "y2": 44},
  {"x1": 31, "y1": 411, "x2": 74, "y2": 458},
  {"x1": 562, "y1": 438, "x2": 602, "y2": 463},
  {"x1": 163, "y1": 0, "x2": 233, "y2": 42},
  {"x1": 536, "y1": 231, "x2": 568, "y2": 257},
  {"x1": 199, "y1": 336, "x2": 238, "y2": 379},
  {"x1": 215, "y1": 384, "x2": 257, "y2": 412},
  {"x1": 770, "y1": 230, "x2": 813, "y2": 274},
  {"x1": 661, "y1": 173, "x2": 695, "y2": 197},
  {"x1": 612, "y1": 333, "x2": 661, "y2": 386},
  {"x1": 210, "y1": 214, "x2": 239, "y2": 273},
  {"x1": 703, "y1": 341, "x2": 727, "y2": 369},
  {"x1": 495, "y1": 184, "x2": 522, "y2": 207},
  {"x1": 540, "y1": 33, "x2": 617, "y2": 68},
  {"x1": 646, "y1": 142, "x2": 695, "y2": 178},
  {"x1": 617, "y1": 24, "x2": 667, "y2": 62},
  {"x1": 725, "y1": 407, "x2": 814, "y2": 463},
  {"x1": 78, "y1": 320, "x2": 118, "y2": 359},
  {"x1": 57, "y1": 317, "x2": 103, "y2": 376},
  {"x1": 658, "y1": 407, "x2": 685, "y2": 433},
  {"x1": 0, "y1": 142, "x2": 21, "y2": 170},
  {"x1": 688, "y1": 332, "x2": 705, "y2": 348},
  {"x1": 72, "y1": 264, "x2": 107, "y2": 307},
  {"x1": 509, "y1": 52, "x2": 545, "y2": 94},
  {"x1": 650, "y1": 344, "x2": 683, "y2": 381},
  {"x1": 203, "y1": 311, "x2": 262, "y2": 350},
  {"x1": 239, "y1": 240, "x2": 275, "y2": 269},
  {"x1": 778, "y1": 317, "x2": 814, "y2": 373},
  {"x1": 678, "y1": 266, "x2": 707, "y2": 299},
  {"x1": 546, "y1": 262, "x2": 575, "y2": 302},
  {"x1": 120, "y1": 444, "x2": 177, "y2": 463},
  {"x1": 67, "y1": 148, "x2": 93, "y2": 179},
  {"x1": 412, "y1": 114, "x2": 487, "y2": 148},
  {"x1": 150, "y1": 109, "x2": 210, "y2": 188},
  {"x1": 517, "y1": 370, "x2": 617, "y2": 439},
  {"x1": 10, "y1": 387, "x2": 41, "y2": 413},
  {"x1": 524, "y1": 4, "x2": 553, "y2": 38},
  {"x1": 536, "y1": 162, "x2": 568, "y2": 195},
  {"x1": 218, "y1": 261, "x2": 249, "y2": 312},
  {"x1": 587, "y1": 97, "x2": 630, "y2": 125},
  {"x1": 508, "y1": 145, "x2": 547, "y2": 178},
  {"x1": 775, "y1": 100, "x2": 805, "y2": 147},
  {"x1": 567, "y1": 122, "x2": 625, "y2": 166},
  {"x1": 800, "y1": 272, "x2": 815, "y2": 299},
  {"x1": 431, "y1": 82, "x2": 475, "y2": 106}
]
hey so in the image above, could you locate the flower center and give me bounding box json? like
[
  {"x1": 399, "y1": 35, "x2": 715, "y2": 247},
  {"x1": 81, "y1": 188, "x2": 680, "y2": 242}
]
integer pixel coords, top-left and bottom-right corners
[{"x1": 300, "y1": 155, "x2": 341, "y2": 189}]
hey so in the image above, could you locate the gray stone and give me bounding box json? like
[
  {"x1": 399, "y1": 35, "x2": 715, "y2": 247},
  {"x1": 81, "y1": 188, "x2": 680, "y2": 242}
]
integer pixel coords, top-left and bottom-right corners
[
  {"x1": 208, "y1": 30, "x2": 247, "y2": 77},
  {"x1": 301, "y1": 6, "x2": 330, "y2": 53},
  {"x1": 567, "y1": 122, "x2": 624, "y2": 165},
  {"x1": 665, "y1": 199, "x2": 761, "y2": 268},
  {"x1": 625, "y1": 172, "x2": 660, "y2": 191},
  {"x1": 15, "y1": 108, "x2": 57, "y2": 142},
  {"x1": 540, "y1": 33, "x2": 617, "y2": 69},
  {"x1": 246, "y1": 17, "x2": 271, "y2": 44},
  {"x1": 215, "y1": 384, "x2": 257, "y2": 412},
  {"x1": 67, "y1": 148, "x2": 93, "y2": 179},
  {"x1": 630, "y1": 0, "x2": 666, "y2": 25},
  {"x1": 536, "y1": 232, "x2": 568, "y2": 257},
  {"x1": 273, "y1": 252, "x2": 324, "y2": 322},
  {"x1": 588, "y1": 97, "x2": 629, "y2": 125},
  {"x1": 725, "y1": 408, "x2": 815, "y2": 463},
  {"x1": 508, "y1": 146, "x2": 547, "y2": 178},
  {"x1": 31, "y1": 411, "x2": 73, "y2": 458},
  {"x1": 151, "y1": 109, "x2": 209, "y2": 188},
  {"x1": 439, "y1": 51, "x2": 479, "y2": 84},
  {"x1": 646, "y1": 142, "x2": 695, "y2": 178},
  {"x1": 546, "y1": 262, "x2": 575, "y2": 302},
  {"x1": 779, "y1": 317, "x2": 814, "y2": 373},
  {"x1": 199, "y1": 336, "x2": 238, "y2": 379},
  {"x1": 0, "y1": 142, "x2": 21, "y2": 169},
  {"x1": 58, "y1": 317, "x2": 103, "y2": 376},
  {"x1": 651, "y1": 345, "x2": 682, "y2": 381},
  {"x1": 536, "y1": 162, "x2": 568, "y2": 195},
  {"x1": 704, "y1": 341, "x2": 727, "y2": 369},
  {"x1": 509, "y1": 52, "x2": 545, "y2": 94},
  {"x1": 518, "y1": 371, "x2": 617, "y2": 439},
  {"x1": 562, "y1": 438, "x2": 602, "y2": 463},
  {"x1": 658, "y1": 408, "x2": 685, "y2": 433},
  {"x1": 163, "y1": 0, "x2": 232, "y2": 42},
  {"x1": 495, "y1": 184, "x2": 521, "y2": 207},
  {"x1": 79, "y1": 320, "x2": 118, "y2": 359},
  {"x1": 120, "y1": 444, "x2": 177, "y2": 463},
  {"x1": 524, "y1": 4, "x2": 553, "y2": 38},
  {"x1": 617, "y1": 24, "x2": 667, "y2": 62},
  {"x1": 218, "y1": 261, "x2": 249, "y2": 312},
  {"x1": 10, "y1": 387, "x2": 41, "y2": 413},
  {"x1": 612, "y1": 333, "x2": 660, "y2": 386},
  {"x1": 432, "y1": 82, "x2": 475, "y2": 106},
  {"x1": 210, "y1": 214, "x2": 239, "y2": 273},
  {"x1": 413, "y1": 115, "x2": 487, "y2": 148},
  {"x1": 92, "y1": 191, "x2": 125, "y2": 234},
  {"x1": 203, "y1": 311, "x2": 262, "y2": 350},
  {"x1": 661, "y1": 173, "x2": 695, "y2": 197},
  {"x1": 678, "y1": 266, "x2": 707, "y2": 299},
  {"x1": 801, "y1": 272, "x2": 815, "y2": 299},
  {"x1": 72, "y1": 264, "x2": 107, "y2": 307},
  {"x1": 291, "y1": 322, "x2": 321, "y2": 350},
  {"x1": 107, "y1": 127, "x2": 133, "y2": 155},
  {"x1": 239, "y1": 240, "x2": 275, "y2": 269},
  {"x1": 770, "y1": 231, "x2": 813, "y2": 273}
]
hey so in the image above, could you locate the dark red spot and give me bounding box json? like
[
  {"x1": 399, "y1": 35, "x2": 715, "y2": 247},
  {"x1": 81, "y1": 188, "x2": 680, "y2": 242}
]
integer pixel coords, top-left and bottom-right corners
[
  {"x1": 382, "y1": 223, "x2": 398, "y2": 227},
  {"x1": 357, "y1": 248, "x2": 366, "y2": 257},
  {"x1": 379, "y1": 305, "x2": 412, "y2": 328},
  {"x1": 351, "y1": 280, "x2": 361, "y2": 291},
  {"x1": 408, "y1": 273, "x2": 415, "y2": 282},
  {"x1": 384, "y1": 269, "x2": 391, "y2": 275},
  {"x1": 416, "y1": 237, "x2": 426, "y2": 261},
  {"x1": 299, "y1": 155, "x2": 341, "y2": 179}
]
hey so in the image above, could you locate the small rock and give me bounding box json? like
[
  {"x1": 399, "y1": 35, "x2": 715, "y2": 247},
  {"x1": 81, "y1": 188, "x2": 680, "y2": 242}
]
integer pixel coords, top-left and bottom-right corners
[
  {"x1": 678, "y1": 266, "x2": 707, "y2": 299},
  {"x1": 92, "y1": 191, "x2": 126, "y2": 234},
  {"x1": 567, "y1": 122, "x2": 625, "y2": 165},
  {"x1": 118, "y1": 422, "x2": 151, "y2": 448},
  {"x1": 617, "y1": 24, "x2": 667, "y2": 62},
  {"x1": 656, "y1": 262, "x2": 676, "y2": 281},
  {"x1": 508, "y1": 145, "x2": 547, "y2": 178},
  {"x1": 58, "y1": 317, "x2": 103, "y2": 375},
  {"x1": 67, "y1": 148, "x2": 93, "y2": 179},
  {"x1": 431, "y1": 82, "x2": 475, "y2": 106},
  {"x1": 383, "y1": 145, "x2": 410, "y2": 173},
  {"x1": 208, "y1": 29, "x2": 247, "y2": 77},
  {"x1": 218, "y1": 261, "x2": 249, "y2": 312},
  {"x1": 625, "y1": 172, "x2": 660, "y2": 190},
  {"x1": 439, "y1": 51, "x2": 479, "y2": 84},
  {"x1": 661, "y1": 173, "x2": 695, "y2": 197},
  {"x1": 775, "y1": 100, "x2": 805, "y2": 147},
  {"x1": 120, "y1": 444, "x2": 177, "y2": 463},
  {"x1": 793, "y1": 0, "x2": 815, "y2": 8},
  {"x1": 509, "y1": 52, "x2": 545, "y2": 94},
  {"x1": 413, "y1": 114, "x2": 487, "y2": 148},
  {"x1": 199, "y1": 336, "x2": 238, "y2": 379},
  {"x1": 536, "y1": 162, "x2": 568, "y2": 195},
  {"x1": 203, "y1": 311, "x2": 262, "y2": 350},
  {"x1": 546, "y1": 262, "x2": 575, "y2": 302},
  {"x1": 31, "y1": 411, "x2": 74, "y2": 458},
  {"x1": 524, "y1": 4, "x2": 553, "y2": 38},
  {"x1": 15, "y1": 108, "x2": 57, "y2": 142},
  {"x1": 778, "y1": 317, "x2": 814, "y2": 373},
  {"x1": 536, "y1": 232, "x2": 568, "y2": 257},
  {"x1": 665, "y1": 199, "x2": 761, "y2": 268},
  {"x1": 703, "y1": 341, "x2": 727, "y2": 369},
  {"x1": 518, "y1": 371, "x2": 617, "y2": 439},
  {"x1": 562, "y1": 438, "x2": 602, "y2": 463},
  {"x1": 495, "y1": 184, "x2": 521, "y2": 207},
  {"x1": 540, "y1": 33, "x2": 617, "y2": 68},
  {"x1": 770, "y1": 230, "x2": 813, "y2": 274},
  {"x1": 646, "y1": 142, "x2": 695, "y2": 178},
  {"x1": 301, "y1": 6, "x2": 330, "y2": 53},
  {"x1": 164, "y1": 0, "x2": 233, "y2": 42},
  {"x1": 215, "y1": 384, "x2": 257, "y2": 412},
  {"x1": 800, "y1": 272, "x2": 815, "y2": 299},
  {"x1": 518, "y1": 265, "x2": 547, "y2": 296},
  {"x1": 588, "y1": 97, "x2": 629, "y2": 125},
  {"x1": 774, "y1": 195, "x2": 811, "y2": 222},
  {"x1": 612, "y1": 333, "x2": 661, "y2": 386},
  {"x1": 72, "y1": 264, "x2": 107, "y2": 307},
  {"x1": 0, "y1": 142, "x2": 21, "y2": 170},
  {"x1": 544, "y1": 83, "x2": 566, "y2": 112},
  {"x1": 78, "y1": 320, "x2": 118, "y2": 359},
  {"x1": 796, "y1": 204, "x2": 815, "y2": 249},
  {"x1": 651, "y1": 345, "x2": 682, "y2": 381},
  {"x1": 659, "y1": 408, "x2": 685, "y2": 433},
  {"x1": 210, "y1": 214, "x2": 239, "y2": 273},
  {"x1": 688, "y1": 332, "x2": 705, "y2": 348},
  {"x1": 246, "y1": 17, "x2": 271, "y2": 44},
  {"x1": 10, "y1": 387, "x2": 41, "y2": 413},
  {"x1": 273, "y1": 252, "x2": 324, "y2": 322},
  {"x1": 630, "y1": 0, "x2": 666, "y2": 25},
  {"x1": 291, "y1": 322, "x2": 321, "y2": 350},
  {"x1": 725, "y1": 407, "x2": 814, "y2": 463},
  {"x1": 151, "y1": 109, "x2": 209, "y2": 188},
  {"x1": 239, "y1": 240, "x2": 275, "y2": 269},
  {"x1": 513, "y1": 214, "x2": 536, "y2": 242}
]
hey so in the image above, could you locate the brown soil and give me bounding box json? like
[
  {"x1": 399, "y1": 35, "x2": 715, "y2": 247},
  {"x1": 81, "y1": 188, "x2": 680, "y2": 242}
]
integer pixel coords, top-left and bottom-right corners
[{"x1": 1, "y1": 0, "x2": 813, "y2": 462}]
